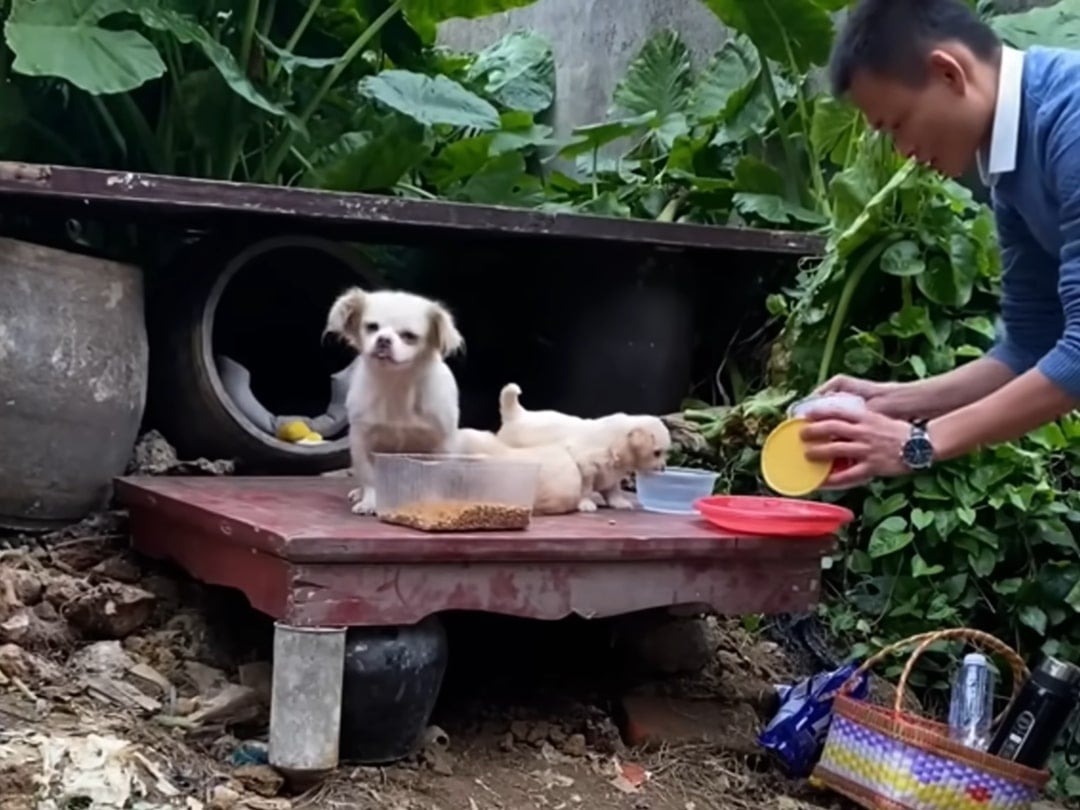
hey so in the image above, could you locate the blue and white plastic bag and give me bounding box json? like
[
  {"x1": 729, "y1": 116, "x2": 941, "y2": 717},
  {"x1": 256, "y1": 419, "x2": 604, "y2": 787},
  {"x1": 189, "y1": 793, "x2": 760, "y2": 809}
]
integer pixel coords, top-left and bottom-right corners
[{"x1": 758, "y1": 661, "x2": 869, "y2": 777}]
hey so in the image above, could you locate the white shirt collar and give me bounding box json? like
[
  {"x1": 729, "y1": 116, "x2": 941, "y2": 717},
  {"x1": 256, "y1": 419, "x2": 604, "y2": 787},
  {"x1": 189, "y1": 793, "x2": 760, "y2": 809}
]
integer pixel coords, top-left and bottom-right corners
[{"x1": 977, "y1": 45, "x2": 1025, "y2": 187}]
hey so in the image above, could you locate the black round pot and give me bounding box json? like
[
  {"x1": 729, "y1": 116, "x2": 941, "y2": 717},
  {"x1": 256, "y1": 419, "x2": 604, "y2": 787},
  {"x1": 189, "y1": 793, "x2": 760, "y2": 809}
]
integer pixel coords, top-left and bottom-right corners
[{"x1": 339, "y1": 615, "x2": 449, "y2": 764}]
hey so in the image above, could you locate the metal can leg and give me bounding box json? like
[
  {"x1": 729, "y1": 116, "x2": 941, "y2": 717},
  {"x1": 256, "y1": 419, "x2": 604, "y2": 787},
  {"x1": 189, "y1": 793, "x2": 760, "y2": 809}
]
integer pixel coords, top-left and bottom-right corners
[{"x1": 269, "y1": 623, "x2": 346, "y2": 777}]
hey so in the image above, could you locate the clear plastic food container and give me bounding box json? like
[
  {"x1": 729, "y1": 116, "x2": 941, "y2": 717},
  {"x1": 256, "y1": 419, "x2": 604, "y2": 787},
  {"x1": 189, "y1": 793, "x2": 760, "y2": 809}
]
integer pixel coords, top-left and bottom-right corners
[{"x1": 373, "y1": 453, "x2": 541, "y2": 532}]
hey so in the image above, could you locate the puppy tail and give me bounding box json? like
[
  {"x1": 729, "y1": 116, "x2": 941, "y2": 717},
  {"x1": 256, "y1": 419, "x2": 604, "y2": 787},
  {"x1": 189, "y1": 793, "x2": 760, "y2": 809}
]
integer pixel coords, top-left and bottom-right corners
[{"x1": 499, "y1": 383, "x2": 525, "y2": 423}]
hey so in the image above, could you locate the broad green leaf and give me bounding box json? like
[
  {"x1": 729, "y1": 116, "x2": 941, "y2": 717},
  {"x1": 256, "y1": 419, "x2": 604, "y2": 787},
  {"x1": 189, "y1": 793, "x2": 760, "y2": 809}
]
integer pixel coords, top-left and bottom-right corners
[
  {"x1": 733, "y1": 156, "x2": 784, "y2": 196},
  {"x1": 466, "y1": 30, "x2": 555, "y2": 114},
  {"x1": 1066, "y1": 579, "x2": 1080, "y2": 612},
  {"x1": 712, "y1": 67, "x2": 797, "y2": 147},
  {"x1": 880, "y1": 240, "x2": 925, "y2": 277},
  {"x1": 613, "y1": 29, "x2": 693, "y2": 120},
  {"x1": 359, "y1": 69, "x2": 501, "y2": 130},
  {"x1": 994, "y1": 579, "x2": 1024, "y2": 596},
  {"x1": 138, "y1": 8, "x2": 289, "y2": 118},
  {"x1": 835, "y1": 160, "x2": 918, "y2": 259},
  {"x1": 868, "y1": 515, "x2": 914, "y2": 558},
  {"x1": 558, "y1": 112, "x2": 655, "y2": 158},
  {"x1": 1027, "y1": 422, "x2": 1068, "y2": 452},
  {"x1": 6, "y1": 0, "x2": 166, "y2": 94},
  {"x1": 256, "y1": 33, "x2": 340, "y2": 74},
  {"x1": 912, "y1": 554, "x2": 945, "y2": 578},
  {"x1": 424, "y1": 135, "x2": 494, "y2": 190},
  {"x1": 991, "y1": 0, "x2": 1080, "y2": 50},
  {"x1": 911, "y1": 508, "x2": 934, "y2": 531},
  {"x1": 577, "y1": 191, "x2": 633, "y2": 218},
  {"x1": 458, "y1": 151, "x2": 545, "y2": 206},
  {"x1": 961, "y1": 316, "x2": 996, "y2": 340},
  {"x1": 689, "y1": 35, "x2": 759, "y2": 122},
  {"x1": 1019, "y1": 605, "x2": 1049, "y2": 636},
  {"x1": 810, "y1": 96, "x2": 862, "y2": 166},
  {"x1": 701, "y1": 0, "x2": 835, "y2": 72},
  {"x1": 302, "y1": 120, "x2": 431, "y2": 192},
  {"x1": 489, "y1": 112, "x2": 558, "y2": 155},
  {"x1": 916, "y1": 234, "x2": 977, "y2": 307},
  {"x1": 733, "y1": 192, "x2": 828, "y2": 226}
]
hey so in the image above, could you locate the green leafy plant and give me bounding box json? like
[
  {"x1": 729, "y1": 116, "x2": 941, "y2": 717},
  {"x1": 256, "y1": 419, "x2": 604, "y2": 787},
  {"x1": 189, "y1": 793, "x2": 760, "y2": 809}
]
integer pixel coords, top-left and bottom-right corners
[{"x1": 0, "y1": 0, "x2": 548, "y2": 186}]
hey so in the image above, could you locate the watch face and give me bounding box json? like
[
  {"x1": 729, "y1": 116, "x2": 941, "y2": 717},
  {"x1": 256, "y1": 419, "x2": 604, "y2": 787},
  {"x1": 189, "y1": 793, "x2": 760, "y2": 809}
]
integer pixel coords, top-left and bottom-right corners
[{"x1": 903, "y1": 436, "x2": 934, "y2": 469}]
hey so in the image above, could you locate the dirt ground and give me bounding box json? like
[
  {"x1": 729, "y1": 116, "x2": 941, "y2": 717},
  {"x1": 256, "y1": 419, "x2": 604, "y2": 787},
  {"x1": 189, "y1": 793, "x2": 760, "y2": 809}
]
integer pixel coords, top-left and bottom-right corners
[
  {"x1": 0, "y1": 432, "x2": 860, "y2": 810},
  {"x1": 0, "y1": 501, "x2": 857, "y2": 810}
]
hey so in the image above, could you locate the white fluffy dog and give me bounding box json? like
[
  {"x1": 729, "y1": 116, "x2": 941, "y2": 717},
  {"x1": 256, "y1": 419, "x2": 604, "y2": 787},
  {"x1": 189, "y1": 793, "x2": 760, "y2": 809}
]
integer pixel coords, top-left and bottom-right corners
[
  {"x1": 495, "y1": 383, "x2": 671, "y2": 509},
  {"x1": 325, "y1": 288, "x2": 463, "y2": 515}
]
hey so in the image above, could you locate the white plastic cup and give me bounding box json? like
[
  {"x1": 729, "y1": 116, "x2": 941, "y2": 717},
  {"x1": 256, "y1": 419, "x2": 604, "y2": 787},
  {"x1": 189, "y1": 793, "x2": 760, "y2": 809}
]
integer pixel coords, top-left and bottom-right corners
[{"x1": 788, "y1": 391, "x2": 867, "y2": 419}]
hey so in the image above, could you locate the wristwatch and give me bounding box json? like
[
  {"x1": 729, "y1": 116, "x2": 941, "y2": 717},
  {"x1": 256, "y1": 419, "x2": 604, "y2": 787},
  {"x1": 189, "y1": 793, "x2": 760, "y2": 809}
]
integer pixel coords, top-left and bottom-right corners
[{"x1": 901, "y1": 418, "x2": 935, "y2": 471}]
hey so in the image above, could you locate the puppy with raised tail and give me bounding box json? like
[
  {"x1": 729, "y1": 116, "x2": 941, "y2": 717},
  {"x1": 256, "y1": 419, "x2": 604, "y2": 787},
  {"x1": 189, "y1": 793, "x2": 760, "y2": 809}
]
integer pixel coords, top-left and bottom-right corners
[
  {"x1": 496, "y1": 382, "x2": 671, "y2": 509},
  {"x1": 325, "y1": 288, "x2": 464, "y2": 515}
]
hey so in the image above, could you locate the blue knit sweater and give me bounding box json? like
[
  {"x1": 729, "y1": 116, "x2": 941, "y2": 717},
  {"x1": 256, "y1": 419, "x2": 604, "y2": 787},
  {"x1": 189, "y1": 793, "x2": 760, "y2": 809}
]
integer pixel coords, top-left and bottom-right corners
[{"x1": 988, "y1": 46, "x2": 1080, "y2": 398}]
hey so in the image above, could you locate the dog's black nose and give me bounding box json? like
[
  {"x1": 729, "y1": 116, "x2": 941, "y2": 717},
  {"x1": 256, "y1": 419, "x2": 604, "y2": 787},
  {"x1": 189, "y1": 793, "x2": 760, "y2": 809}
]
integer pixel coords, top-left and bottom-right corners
[{"x1": 375, "y1": 335, "x2": 391, "y2": 350}]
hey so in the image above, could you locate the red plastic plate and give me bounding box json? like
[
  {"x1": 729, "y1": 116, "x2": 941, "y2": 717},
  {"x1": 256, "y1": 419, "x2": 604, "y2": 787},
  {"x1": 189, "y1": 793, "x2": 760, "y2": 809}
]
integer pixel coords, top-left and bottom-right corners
[{"x1": 693, "y1": 495, "x2": 854, "y2": 537}]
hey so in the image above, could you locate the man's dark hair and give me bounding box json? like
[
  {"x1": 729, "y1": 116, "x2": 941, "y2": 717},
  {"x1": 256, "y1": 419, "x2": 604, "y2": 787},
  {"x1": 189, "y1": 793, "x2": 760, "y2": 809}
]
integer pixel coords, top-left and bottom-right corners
[{"x1": 830, "y1": 0, "x2": 1001, "y2": 95}]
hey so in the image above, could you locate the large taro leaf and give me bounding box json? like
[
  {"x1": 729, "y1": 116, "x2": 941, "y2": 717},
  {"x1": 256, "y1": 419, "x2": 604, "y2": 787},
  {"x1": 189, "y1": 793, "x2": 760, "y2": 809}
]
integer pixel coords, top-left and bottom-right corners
[
  {"x1": 810, "y1": 96, "x2": 864, "y2": 166},
  {"x1": 688, "y1": 34, "x2": 759, "y2": 123},
  {"x1": 558, "y1": 112, "x2": 656, "y2": 159},
  {"x1": 303, "y1": 116, "x2": 431, "y2": 191},
  {"x1": 5, "y1": 0, "x2": 166, "y2": 94},
  {"x1": 404, "y1": 0, "x2": 542, "y2": 44},
  {"x1": 137, "y1": 7, "x2": 290, "y2": 119},
  {"x1": 700, "y1": 0, "x2": 834, "y2": 72},
  {"x1": 613, "y1": 29, "x2": 693, "y2": 120},
  {"x1": 358, "y1": 69, "x2": 501, "y2": 130},
  {"x1": 991, "y1": 0, "x2": 1080, "y2": 50},
  {"x1": 466, "y1": 30, "x2": 555, "y2": 114}
]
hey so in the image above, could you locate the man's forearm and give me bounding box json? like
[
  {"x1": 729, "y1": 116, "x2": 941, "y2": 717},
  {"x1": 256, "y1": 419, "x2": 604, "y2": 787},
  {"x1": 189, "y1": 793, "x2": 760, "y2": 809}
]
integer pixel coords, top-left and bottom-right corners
[
  {"x1": 876, "y1": 356, "x2": 1017, "y2": 420},
  {"x1": 928, "y1": 368, "x2": 1078, "y2": 461}
]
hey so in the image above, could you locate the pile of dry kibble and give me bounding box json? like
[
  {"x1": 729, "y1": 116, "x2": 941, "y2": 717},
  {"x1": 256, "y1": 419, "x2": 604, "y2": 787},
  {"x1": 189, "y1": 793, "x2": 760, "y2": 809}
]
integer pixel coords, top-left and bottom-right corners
[{"x1": 381, "y1": 500, "x2": 531, "y2": 532}]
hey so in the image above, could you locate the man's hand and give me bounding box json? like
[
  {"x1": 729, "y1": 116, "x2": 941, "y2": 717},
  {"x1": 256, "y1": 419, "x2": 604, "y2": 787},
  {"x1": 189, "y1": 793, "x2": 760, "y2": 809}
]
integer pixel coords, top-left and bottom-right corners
[{"x1": 799, "y1": 406, "x2": 914, "y2": 489}]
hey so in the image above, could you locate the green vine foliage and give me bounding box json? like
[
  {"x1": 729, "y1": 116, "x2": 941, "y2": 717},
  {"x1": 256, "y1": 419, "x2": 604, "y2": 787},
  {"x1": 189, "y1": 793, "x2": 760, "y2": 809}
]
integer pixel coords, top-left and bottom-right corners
[{"x1": 671, "y1": 1, "x2": 1080, "y2": 797}]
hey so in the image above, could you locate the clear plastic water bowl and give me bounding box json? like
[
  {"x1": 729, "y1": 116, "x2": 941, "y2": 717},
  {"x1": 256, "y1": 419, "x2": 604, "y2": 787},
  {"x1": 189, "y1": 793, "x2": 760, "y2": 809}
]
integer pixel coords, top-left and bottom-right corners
[{"x1": 636, "y1": 467, "x2": 720, "y2": 515}]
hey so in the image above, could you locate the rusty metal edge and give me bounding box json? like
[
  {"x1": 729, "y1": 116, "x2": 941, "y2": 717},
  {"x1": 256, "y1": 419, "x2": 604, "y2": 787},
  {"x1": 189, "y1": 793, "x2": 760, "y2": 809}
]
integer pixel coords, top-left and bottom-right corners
[{"x1": 0, "y1": 162, "x2": 826, "y2": 256}]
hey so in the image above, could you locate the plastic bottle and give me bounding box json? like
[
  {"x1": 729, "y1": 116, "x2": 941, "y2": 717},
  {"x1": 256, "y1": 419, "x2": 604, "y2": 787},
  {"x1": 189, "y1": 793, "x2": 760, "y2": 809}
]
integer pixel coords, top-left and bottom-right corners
[{"x1": 948, "y1": 652, "x2": 995, "y2": 750}]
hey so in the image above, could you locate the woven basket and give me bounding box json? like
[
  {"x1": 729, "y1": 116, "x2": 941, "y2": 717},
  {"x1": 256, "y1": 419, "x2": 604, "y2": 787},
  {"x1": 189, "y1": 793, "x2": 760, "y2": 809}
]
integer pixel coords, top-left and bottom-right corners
[{"x1": 812, "y1": 628, "x2": 1050, "y2": 810}]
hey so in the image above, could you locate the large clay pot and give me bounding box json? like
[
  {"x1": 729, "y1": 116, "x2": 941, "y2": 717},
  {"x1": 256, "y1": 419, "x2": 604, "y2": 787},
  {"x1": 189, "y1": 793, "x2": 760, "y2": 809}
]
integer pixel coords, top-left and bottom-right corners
[{"x1": 0, "y1": 238, "x2": 148, "y2": 529}]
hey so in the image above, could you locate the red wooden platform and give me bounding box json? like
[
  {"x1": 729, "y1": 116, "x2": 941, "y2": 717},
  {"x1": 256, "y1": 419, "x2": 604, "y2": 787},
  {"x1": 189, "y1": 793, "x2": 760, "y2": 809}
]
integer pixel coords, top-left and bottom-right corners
[{"x1": 116, "y1": 477, "x2": 835, "y2": 627}]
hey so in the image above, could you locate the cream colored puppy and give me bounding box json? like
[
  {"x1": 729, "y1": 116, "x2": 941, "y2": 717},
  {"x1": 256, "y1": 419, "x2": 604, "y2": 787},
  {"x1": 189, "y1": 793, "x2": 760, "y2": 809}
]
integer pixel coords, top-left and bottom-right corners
[
  {"x1": 325, "y1": 288, "x2": 463, "y2": 515},
  {"x1": 496, "y1": 383, "x2": 672, "y2": 509},
  {"x1": 452, "y1": 428, "x2": 595, "y2": 514}
]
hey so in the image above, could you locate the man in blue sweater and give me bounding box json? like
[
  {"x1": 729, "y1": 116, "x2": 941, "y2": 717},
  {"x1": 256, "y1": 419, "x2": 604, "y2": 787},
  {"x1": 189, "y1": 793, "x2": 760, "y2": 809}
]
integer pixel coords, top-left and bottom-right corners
[{"x1": 800, "y1": 0, "x2": 1080, "y2": 488}]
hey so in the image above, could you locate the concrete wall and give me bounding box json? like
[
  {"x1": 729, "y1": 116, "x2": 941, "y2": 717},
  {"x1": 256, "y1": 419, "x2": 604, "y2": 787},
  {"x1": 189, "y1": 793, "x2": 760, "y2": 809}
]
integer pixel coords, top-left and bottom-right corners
[
  {"x1": 438, "y1": 0, "x2": 725, "y2": 138},
  {"x1": 439, "y1": 0, "x2": 1052, "y2": 140}
]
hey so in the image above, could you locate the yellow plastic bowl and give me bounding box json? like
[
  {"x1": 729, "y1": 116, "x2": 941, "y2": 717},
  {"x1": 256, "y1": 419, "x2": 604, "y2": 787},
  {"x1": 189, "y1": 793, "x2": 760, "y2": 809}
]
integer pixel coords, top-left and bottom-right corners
[{"x1": 760, "y1": 417, "x2": 832, "y2": 497}]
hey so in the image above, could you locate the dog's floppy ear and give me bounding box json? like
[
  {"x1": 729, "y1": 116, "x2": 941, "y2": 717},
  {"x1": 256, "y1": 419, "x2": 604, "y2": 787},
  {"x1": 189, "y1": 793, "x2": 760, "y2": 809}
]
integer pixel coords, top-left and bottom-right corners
[
  {"x1": 614, "y1": 427, "x2": 651, "y2": 466},
  {"x1": 325, "y1": 288, "x2": 366, "y2": 350},
  {"x1": 428, "y1": 302, "x2": 464, "y2": 357}
]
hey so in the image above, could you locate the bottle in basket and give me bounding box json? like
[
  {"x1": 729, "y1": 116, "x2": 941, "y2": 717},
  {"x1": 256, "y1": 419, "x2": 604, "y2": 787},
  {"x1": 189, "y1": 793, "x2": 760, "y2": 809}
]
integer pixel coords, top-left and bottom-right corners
[
  {"x1": 988, "y1": 655, "x2": 1080, "y2": 768},
  {"x1": 948, "y1": 652, "x2": 994, "y2": 750}
]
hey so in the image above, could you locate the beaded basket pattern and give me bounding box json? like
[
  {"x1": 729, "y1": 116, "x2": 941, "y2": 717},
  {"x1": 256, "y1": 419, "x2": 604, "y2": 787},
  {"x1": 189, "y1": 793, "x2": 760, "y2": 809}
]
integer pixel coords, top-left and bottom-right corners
[{"x1": 816, "y1": 714, "x2": 1041, "y2": 810}]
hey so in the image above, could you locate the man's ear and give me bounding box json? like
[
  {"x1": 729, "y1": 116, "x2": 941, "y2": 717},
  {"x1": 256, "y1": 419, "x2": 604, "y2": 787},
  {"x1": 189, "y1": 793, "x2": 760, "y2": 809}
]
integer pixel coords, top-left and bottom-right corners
[{"x1": 928, "y1": 48, "x2": 969, "y2": 95}]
